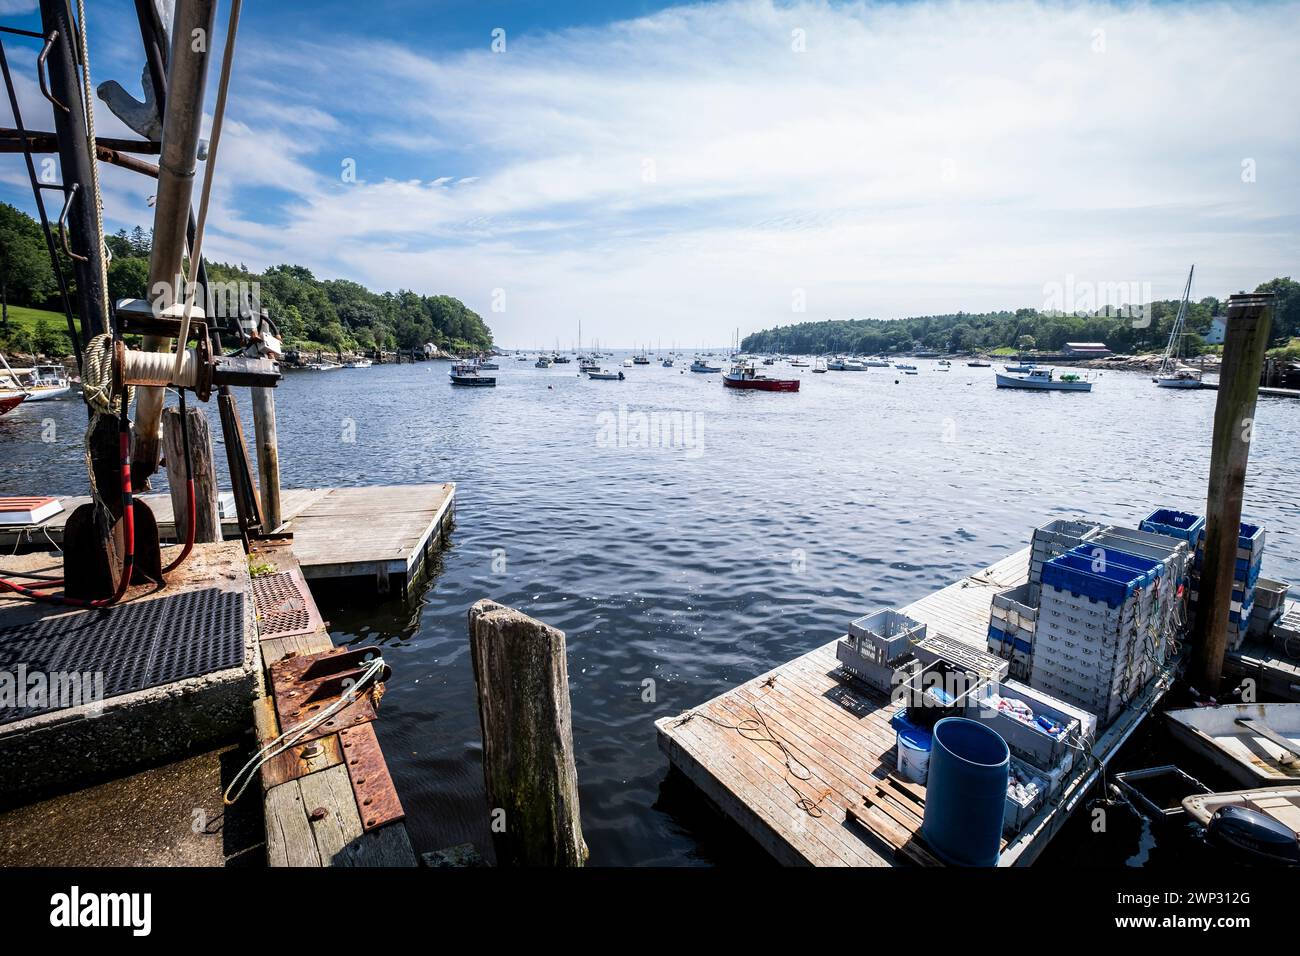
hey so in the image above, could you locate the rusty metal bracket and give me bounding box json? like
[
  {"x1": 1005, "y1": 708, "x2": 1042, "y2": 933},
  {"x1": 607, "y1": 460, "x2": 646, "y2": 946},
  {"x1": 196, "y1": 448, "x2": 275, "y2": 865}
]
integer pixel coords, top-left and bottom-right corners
[
  {"x1": 339, "y1": 722, "x2": 405, "y2": 831},
  {"x1": 269, "y1": 646, "x2": 390, "y2": 744},
  {"x1": 36, "y1": 31, "x2": 68, "y2": 114}
]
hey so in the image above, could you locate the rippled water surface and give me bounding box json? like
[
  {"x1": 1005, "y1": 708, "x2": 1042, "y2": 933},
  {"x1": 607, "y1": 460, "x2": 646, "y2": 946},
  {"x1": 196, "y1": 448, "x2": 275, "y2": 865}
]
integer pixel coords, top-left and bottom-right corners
[{"x1": 4, "y1": 355, "x2": 1298, "y2": 865}]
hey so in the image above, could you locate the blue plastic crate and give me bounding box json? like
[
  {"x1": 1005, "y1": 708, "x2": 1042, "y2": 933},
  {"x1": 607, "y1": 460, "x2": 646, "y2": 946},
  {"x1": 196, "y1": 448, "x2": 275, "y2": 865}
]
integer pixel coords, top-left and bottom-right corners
[
  {"x1": 1141, "y1": 508, "x2": 1204, "y2": 544},
  {"x1": 1041, "y1": 548, "x2": 1164, "y2": 608}
]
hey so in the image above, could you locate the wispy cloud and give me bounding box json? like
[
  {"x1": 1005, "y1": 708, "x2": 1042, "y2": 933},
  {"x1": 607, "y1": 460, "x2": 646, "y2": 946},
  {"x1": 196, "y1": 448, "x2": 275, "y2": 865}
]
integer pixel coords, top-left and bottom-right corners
[{"x1": 15, "y1": 1, "x2": 1299, "y2": 344}]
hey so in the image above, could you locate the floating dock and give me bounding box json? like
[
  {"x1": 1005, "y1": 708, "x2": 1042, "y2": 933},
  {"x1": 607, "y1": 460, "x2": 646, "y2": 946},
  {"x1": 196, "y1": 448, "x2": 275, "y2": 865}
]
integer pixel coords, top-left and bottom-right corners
[
  {"x1": 0, "y1": 483, "x2": 455, "y2": 594},
  {"x1": 655, "y1": 548, "x2": 1179, "y2": 866}
]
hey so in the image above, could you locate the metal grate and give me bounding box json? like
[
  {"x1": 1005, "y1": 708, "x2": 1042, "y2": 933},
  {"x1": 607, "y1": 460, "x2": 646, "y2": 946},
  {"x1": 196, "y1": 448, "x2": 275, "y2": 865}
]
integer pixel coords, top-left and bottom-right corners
[
  {"x1": 0, "y1": 588, "x2": 245, "y2": 725},
  {"x1": 252, "y1": 570, "x2": 321, "y2": 639}
]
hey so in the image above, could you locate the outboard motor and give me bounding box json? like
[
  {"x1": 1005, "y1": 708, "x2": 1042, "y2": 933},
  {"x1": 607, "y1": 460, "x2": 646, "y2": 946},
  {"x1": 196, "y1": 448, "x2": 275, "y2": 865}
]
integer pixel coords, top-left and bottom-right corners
[{"x1": 1206, "y1": 805, "x2": 1300, "y2": 865}]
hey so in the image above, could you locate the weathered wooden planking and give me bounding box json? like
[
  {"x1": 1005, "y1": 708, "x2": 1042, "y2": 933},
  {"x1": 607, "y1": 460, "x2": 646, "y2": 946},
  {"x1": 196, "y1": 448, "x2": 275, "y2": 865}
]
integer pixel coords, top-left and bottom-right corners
[
  {"x1": 252, "y1": 541, "x2": 419, "y2": 867},
  {"x1": 0, "y1": 483, "x2": 455, "y2": 589},
  {"x1": 656, "y1": 548, "x2": 1033, "y2": 867}
]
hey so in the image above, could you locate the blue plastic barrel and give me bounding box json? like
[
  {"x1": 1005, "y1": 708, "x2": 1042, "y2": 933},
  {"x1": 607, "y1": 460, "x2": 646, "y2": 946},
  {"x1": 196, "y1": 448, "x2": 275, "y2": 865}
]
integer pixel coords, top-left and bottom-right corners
[{"x1": 921, "y1": 717, "x2": 1009, "y2": 866}]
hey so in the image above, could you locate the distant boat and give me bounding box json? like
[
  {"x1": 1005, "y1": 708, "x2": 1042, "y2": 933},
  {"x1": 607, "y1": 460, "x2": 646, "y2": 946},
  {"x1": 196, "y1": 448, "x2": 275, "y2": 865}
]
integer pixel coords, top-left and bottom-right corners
[
  {"x1": 552, "y1": 354, "x2": 571, "y2": 364},
  {"x1": 790, "y1": 358, "x2": 809, "y2": 367},
  {"x1": 1166, "y1": 704, "x2": 1300, "y2": 787},
  {"x1": 587, "y1": 369, "x2": 624, "y2": 380},
  {"x1": 1003, "y1": 361, "x2": 1036, "y2": 373},
  {"x1": 477, "y1": 359, "x2": 499, "y2": 370},
  {"x1": 914, "y1": 349, "x2": 940, "y2": 358},
  {"x1": 579, "y1": 358, "x2": 600, "y2": 372},
  {"x1": 342, "y1": 357, "x2": 373, "y2": 368},
  {"x1": 1156, "y1": 265, "x2": 1203, "y2": 389},
  {"x1": 967, "y1": 360, "x2": 991, "y2": 367},
  {"x1": 304, "y1": 361, "x2": 341, "y2": 371},
  {"x1": 661, "y1": 357, "x2": 674, "y2": 367},
  {"x1": 535, "y1": 356, "x2": 552, "y2": 368},
  {"x1": 894, "y1": 362, "x2": 917, "y2": 371},
  {"x1": 633, "y1": 352, "x2": 651, "y2": 365},
  {"x1": 862, "y1": 358, "x2": 892, "y2": 367},
  {"x1": 812, "y1": 357, "x2": 828, "y2": 373},
  {"x1": 690, "y1": 358, "x2": 721, "y2": 373},
  {"x1": 722, "y1": 361, "x2": 799, "y2": 392},
  {"x1": 995, "y1": 367, "x2": 1092, "y2": 391},
  {"x1": 842, "y1": 358, "x2": 868, "y2": 371},
  {"x1": 826, "y1": 357, "x2": 846, "y2": 371},
  {"x1": 622, "y1": 358, "x2": 635, "y2": 367},
  {"x1": 449, "y1": 361, "x2": 496, "y2": 386},
  {"x1": 938, "y1": 359, "x2": 951, "y2": 367}
]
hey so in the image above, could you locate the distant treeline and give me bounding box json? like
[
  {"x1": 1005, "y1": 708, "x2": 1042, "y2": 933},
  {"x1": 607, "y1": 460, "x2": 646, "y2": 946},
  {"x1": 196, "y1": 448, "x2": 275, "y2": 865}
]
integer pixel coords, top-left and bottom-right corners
[
  {"x1": 741, "y1": 278, "x2": 1300, "y2": 356},
  {"x1": 0, "y1": 202, "x2": 494, "y2": 356}
]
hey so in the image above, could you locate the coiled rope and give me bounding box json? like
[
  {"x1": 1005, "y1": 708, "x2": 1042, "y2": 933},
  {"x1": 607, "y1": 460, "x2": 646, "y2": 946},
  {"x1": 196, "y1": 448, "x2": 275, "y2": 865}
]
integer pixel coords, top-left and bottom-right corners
[{"x1": 80, "y1": 333, "x2": 129, "y2": 413}]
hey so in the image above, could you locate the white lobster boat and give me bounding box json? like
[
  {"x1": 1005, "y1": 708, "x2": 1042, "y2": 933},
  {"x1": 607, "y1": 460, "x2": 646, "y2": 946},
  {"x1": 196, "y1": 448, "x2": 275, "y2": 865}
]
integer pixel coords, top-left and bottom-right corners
[{"x1": 995, "y1": 367, "x2": 1092, "y2": 391}]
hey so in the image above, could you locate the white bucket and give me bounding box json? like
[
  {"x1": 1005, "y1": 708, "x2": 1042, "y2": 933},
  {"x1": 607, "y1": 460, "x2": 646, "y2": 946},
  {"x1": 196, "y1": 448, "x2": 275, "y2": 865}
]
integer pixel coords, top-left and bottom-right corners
[{"x1": 897, "y1": 729, "x2": 931, "y2": 784}]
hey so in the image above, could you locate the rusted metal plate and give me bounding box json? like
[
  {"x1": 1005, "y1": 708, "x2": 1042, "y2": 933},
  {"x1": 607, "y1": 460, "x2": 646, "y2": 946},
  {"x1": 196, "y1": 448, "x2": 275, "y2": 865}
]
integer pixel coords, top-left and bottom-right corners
[
  {"x1": 339, "y1": 722, "x2": 405, "y2": 831},
  {"x1": 269, "y1": 646, "x2": 390, "y2": 743},
  {"x1": 262, "y1": 732, "x2": 344, "y2": 790},
  {"x1": 252, "y1": 567, "x2": 324, "y2": 641}
]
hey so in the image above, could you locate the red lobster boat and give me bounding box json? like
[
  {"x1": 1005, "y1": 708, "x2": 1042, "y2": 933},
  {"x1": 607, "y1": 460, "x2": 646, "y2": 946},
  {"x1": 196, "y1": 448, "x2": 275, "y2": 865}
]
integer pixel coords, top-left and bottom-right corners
[
  {"x1": 722, "y1": 361, "x2": 800, "y2": 392},
  {"x1": 0, "y1": 392, "x2": 27, "y2": 416}
]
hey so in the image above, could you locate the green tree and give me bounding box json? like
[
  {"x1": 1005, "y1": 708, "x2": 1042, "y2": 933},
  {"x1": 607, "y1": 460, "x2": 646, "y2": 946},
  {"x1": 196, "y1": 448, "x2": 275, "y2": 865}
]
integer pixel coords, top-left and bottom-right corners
[{"x1": 0, "y1": 202, "x2": 55, "y2": 326}]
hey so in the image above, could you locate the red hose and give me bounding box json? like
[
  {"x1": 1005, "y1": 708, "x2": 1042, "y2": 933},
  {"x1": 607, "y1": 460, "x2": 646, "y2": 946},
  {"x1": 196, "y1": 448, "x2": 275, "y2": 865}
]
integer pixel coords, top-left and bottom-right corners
[
  {"x1": 0, "y1": 394, "x2": 135, "y2": 608},
  {"x1": 162, "y1": 477, "x2": 195, "y2": 573}
]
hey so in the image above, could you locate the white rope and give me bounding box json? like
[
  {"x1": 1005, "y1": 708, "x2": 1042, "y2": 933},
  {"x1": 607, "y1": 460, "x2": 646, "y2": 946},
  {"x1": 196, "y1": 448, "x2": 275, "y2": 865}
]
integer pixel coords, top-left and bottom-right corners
[
  {"x1": 173, "y1": 0, "x2": 243, "y2": 378},
  {"x1": 80, "y1": 333, "x2": 128, "y2": 413},
  {"x1": 223, "y1": 653, "x2": 386, "y2": 806},
  {"x1": 73, "y1": 0, "x2": 109, "y2": 321}
]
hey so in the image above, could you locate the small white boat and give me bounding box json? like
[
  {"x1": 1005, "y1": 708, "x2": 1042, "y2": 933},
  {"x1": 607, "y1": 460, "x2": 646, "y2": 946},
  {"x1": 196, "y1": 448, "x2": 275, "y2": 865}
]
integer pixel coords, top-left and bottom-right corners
[
  {"x1": 862, "y1": 358, "x2": 892, "y2": 368},
  {"x1": 1166, "y1": 703, "x2": 1300, "y2": 786},
  {"x1": 1154, "y1": 265, "x2": 1202, "y2": 390},
  {"x1": 894, "y1": 362, "x2": 917, "y2": 371},
  {"x1": 1003, "y1": 361, "x2": 1036, "y2": 373},
  {"x1": 812, "y1": 357, "x2": 828, "y2": 373},
  {"x1": 342, "y1": 358, "x2": 373, "y2": 368},
  {"x1": 826, "y1": 357, "x2": 846, "y2": 371},
  {"x1": 535, "y1": 356, "x2": 552, "y2": 368},
  {"x1": 995, "y1": 367, "x2": 1092, "y2": 391},
  {"x1": 587, "y1": 369, "x2": 624, "y2": 380},
  {"x1": 661, "y1": 357, "x2": 673, "y2": 367},
  {"x1": 622, "y1": 358, "x2": 634, "y2": 367},
  {"x1": 938, "y1": 359, "x2": 951, "y2": 367},
  {"x1": 1156, "y1": 368, "x2": 1203, "y2": 389},
  {"x1": 842, "y1": 358, "x2": 868, "y2": 371}
]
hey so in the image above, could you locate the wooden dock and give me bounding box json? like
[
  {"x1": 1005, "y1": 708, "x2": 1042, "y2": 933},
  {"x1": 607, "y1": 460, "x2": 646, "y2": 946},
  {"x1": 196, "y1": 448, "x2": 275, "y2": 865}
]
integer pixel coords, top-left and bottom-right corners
[
  {"x1": 0, "y1": 483, "x2": 454, "y2": 594},
  {"x1": 0, "y1": 537, "x2": 420, "y2": 866},
  {"x1": 655, "y1": 548, "x2": 1178, "y2": 866}
]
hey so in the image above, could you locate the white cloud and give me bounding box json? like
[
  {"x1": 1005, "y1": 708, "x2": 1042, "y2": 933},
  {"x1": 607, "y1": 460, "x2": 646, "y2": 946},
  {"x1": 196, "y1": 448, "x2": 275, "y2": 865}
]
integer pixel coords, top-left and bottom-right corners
[{"x1": 184, "y1": 0, "x2": 1300, "y2": 344}]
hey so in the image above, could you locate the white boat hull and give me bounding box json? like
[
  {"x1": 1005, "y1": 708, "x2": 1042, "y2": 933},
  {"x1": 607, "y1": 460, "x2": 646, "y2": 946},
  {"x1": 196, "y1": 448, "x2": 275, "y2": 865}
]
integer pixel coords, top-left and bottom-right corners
[
  {"x1": 1166, "y1": 704, "x2": 1300, "y2": 786},
  {"x1": 995, "y1": 372, "x2": 1091, "y2": 391},
  {"x1": 1155, "y1": 376, "x2": 1202, "y2": 389},
  {"x1": 20, "y1": 385, "x2": 70, "y2": 401}
]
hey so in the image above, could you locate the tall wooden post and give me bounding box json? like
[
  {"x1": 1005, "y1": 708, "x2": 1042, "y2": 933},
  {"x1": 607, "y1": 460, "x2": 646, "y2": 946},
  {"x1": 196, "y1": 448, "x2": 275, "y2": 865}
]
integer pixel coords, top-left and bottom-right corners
[
  {"x1": 1193, "y1": 292, "x2": 1274, "y2": 689},
  {"x1": 251, "y1": 387, "x2": 282, "y2": 531},
  {"x1": 468, "y1": 600, "x2": 588, "y2": 866},
  {"x1": 162, "y1": 404, "x2": 223, "y2": 543}
]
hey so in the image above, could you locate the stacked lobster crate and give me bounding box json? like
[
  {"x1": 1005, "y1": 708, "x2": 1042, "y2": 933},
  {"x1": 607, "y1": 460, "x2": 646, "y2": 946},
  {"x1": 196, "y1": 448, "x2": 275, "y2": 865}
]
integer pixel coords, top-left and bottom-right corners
[
  {"x1": 988, "y1": 517, "x2": 1190, "y2": 729},
  {"x1": 1141, "y1": 509, "x2": 1265, "y2": 651}
]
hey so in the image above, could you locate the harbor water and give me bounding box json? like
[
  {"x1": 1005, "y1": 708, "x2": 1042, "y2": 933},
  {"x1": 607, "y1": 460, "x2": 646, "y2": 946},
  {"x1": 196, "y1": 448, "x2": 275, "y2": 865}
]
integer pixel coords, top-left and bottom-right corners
[{"x1": 3, "y1": 355, "x2": 1298, "y2": 865}]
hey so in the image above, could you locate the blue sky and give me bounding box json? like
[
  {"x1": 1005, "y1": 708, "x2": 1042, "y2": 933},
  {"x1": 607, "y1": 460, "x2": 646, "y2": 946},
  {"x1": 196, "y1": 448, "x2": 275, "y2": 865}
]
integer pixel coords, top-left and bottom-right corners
[{"x1": 2, "y1": 0, "x2": 1298, "y2": 346}]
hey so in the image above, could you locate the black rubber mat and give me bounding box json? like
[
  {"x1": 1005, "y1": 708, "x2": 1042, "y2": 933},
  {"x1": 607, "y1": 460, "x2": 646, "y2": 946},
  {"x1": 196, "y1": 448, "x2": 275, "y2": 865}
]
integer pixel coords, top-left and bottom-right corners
[{"x1": 0, "y1": 587, "x2": 245, "y2": 725}]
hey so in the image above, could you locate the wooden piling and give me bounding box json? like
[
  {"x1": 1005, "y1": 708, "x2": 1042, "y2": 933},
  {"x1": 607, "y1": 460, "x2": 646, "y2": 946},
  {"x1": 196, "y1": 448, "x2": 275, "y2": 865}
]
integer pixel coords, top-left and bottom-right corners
[
  {"x1": 1193, "y1": 292, "x2": 1274, "y2": 689},
  {"x1": 468, "y1": 600, "x2": 588, "y2": 866},
  {"x1": 250, "y1": 387, "x2": 282, "y2": 531},
  {"x1": 162, "y1": 404, "x2": 223, "y2": 543}
]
